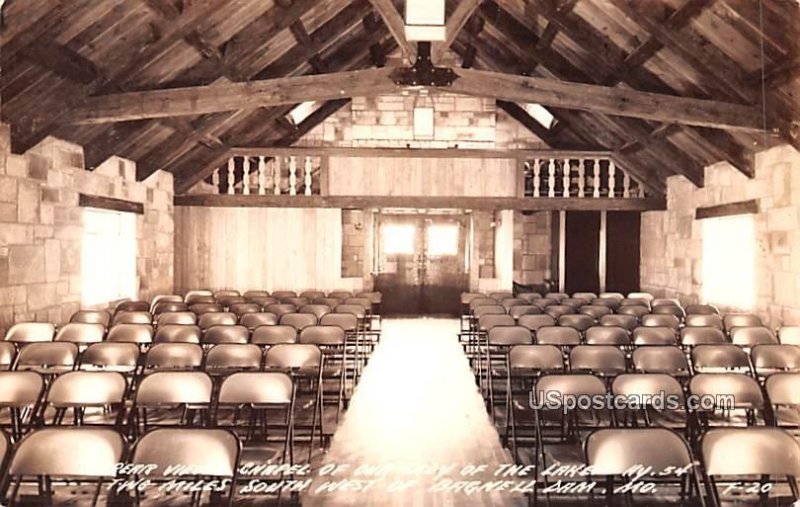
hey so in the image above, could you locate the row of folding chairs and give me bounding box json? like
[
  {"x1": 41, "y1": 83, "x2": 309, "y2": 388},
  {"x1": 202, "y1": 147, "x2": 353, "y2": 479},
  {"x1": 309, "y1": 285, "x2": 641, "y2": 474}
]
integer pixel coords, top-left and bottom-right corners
[{"x1": 0, "y1": 343, "x2": 334, "y2": 453}]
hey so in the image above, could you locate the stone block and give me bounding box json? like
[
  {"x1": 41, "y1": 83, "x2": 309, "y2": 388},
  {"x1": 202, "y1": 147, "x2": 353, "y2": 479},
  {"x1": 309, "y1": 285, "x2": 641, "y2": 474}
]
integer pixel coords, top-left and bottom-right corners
[
  {"x1": 6, "y1": 155, "x2": 28, "y2": 178},
  {"x1": 16, "y1": 180, "x2": 40, "y2": 223},
  {"x1": 0, "y1": 176, "x2": 17, "y2": 203},
  {"x1": 0, "y1": 223, "x2": 33, "y2": 245},
  {"x1": 8, "y1": 245, "x2": 45, "y2": 284},
  {"x1": 45, "y1": 238, "x2": 60, "y2": 282},
  {"x1": 0, "y1": 203, "x2": 16, "y2": 222}
]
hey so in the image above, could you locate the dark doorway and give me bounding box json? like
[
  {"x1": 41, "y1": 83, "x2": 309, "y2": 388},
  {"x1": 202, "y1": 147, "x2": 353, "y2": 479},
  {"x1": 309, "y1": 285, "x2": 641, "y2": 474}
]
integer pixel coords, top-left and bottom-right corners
[
  {"x1": 565, "y1": 211, "x2": 600, "y2": 293},
  {"x1": 374, "y1": 214, "x2": 468, "y2": 316},
  {"x1": 606, "y1": 212, "x2": 641, "y2": 294}
]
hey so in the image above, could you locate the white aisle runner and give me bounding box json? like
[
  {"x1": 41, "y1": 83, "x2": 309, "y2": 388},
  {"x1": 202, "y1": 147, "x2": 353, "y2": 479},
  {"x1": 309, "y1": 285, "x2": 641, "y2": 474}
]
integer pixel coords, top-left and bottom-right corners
[{"x1": 304, "y1": 318, "x2": 526, "y2": 507}]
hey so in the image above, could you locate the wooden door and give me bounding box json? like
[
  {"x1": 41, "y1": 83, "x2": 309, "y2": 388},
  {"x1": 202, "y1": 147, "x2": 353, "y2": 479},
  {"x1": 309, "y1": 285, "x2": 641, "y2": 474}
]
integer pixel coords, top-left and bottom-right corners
[
  {"x1": 565, "y1": 211, "x2": 600, "y2": 294},
  {"x1": 374, "y1": 214, "x2": 467, "y2": 316},
  {"x1": 606, "y1": 212, "x2": 641, "y2": 293}
]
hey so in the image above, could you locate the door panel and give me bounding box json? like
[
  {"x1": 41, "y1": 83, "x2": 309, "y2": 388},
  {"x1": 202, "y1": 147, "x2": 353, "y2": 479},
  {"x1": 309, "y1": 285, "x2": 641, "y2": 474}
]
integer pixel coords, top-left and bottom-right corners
[
  {"x1": 374, "y1": 214, "x2": 467, "y2": 316},
  {"x1": 565, "y1": 211, "x2": 600, "y2": 294},
  {"x1": 606, "y1": 212, "x2": 641, "y2": 294}
]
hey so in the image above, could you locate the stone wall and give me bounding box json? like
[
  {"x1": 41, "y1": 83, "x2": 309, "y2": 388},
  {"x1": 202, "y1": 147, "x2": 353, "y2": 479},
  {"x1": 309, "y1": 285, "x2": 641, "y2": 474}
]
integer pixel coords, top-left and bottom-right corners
[
  {"x1": 513, "y1": 211, "x2": 552, "y2": 284},
  {"x1": 641, "y1": 144, "x2": 800, "y2": 327},
  {"x1": 341, "y1": 209, "x2": 367, "y2": 278},
  {"x1": 302, "y1": 93, "x2": 547, "y2": 150},
  {"x1": 0, "y1": 124, "x2": 174, "y2": 335}
]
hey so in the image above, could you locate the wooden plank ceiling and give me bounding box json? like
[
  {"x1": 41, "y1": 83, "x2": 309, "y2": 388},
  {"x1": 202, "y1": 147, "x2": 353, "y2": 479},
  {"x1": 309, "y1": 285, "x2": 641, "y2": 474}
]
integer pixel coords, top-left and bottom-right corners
[{"x1": 1, "y1": 0, "x2": 798, "y2": 196}]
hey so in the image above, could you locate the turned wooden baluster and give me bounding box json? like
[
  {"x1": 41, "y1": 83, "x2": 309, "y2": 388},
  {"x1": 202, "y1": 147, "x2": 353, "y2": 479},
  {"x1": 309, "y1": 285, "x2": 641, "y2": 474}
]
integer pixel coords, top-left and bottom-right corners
[
  {"x1": 623, "y1": 171, "x2": 631, "y2": 198},
  {"x1": 242, "y1": 157, "x2": 251, "y2": 195},
  {"x1": 211, "y1": 168, "x2": 220, "y2": 195},
  {"x1": 258, "y1": 157, "x2": 266, "y2": 195},
  {"x1": 274, "y1": 158, "x2": 281, "y2": 195},
  {"x1": 304, "y1": 156, "x2": 313, "y2": 196},
  {"x1": 577, "y1": 159, "x2": 585, "y2": 198},
  {"x1": 289, "y1": 155, "x2": 298, "y2": 196},
  {"x1": 592, "y1": 158, "x2": 601, "y2": 198},
  {"x1": 608, "y1": 160, "x2": 616, "y2": 198},
  {"x1": 533, "y1": 158, "x2": 541, "y2": 198},
  {"x1": 547, "y1": 158, "x2": 556, "y2": 198},
  {"x1": 638, "y1": 185, "x2": 645, "y2": 198},
  {"x1": 562, "y1": 158, "x2": 570, "y2": 198},
  {"x1": 227, "y1": 157, "x2": 235, "y2": 195}
]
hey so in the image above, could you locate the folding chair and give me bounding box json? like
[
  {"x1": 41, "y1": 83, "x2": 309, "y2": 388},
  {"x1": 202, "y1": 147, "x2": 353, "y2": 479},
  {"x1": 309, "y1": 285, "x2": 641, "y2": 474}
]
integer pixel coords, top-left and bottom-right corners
[
  {"x1": 532, "y1": 297, "x2": 558, "y2": 310},
  {"x1": 14, "y1": 342, "x2": 78, "y2": 376},
  {"x1": 314, "y1": 297, "x2": 342, "y2": 309},
  {"x1": 579, "y1": 305, "x2": 612, "y2": 319},
  {"x1": 79, "y1": 342, "x2": 140, "y2": 375},
  {"x1": 250, "y1": 296, "x2": 278, "y2": 307},
  {"x1": 651, "y1": 298, "x2": 681, "y2": 308},
  {"x1": 617, "y1": 305, "x2": 650, "y2": 319},
  {"x1": 633, "y1": 326, "x2": 678, "y2": 346},
  {"x1": 500, "y1": 298, "x2": 526, "y2": 311},
  {"x1": 598, "y1": 292, "x2": 624, "y2": 301},
  {"x1": 320, "y1": 313, "x2": 368, "y2": 378},
  {"x1": 544, "y1": 292, "x2": 569, "y2": 302},
  {"x1": 54, "y1": 323, "x2": 105, "y2": 346},
  {"x1": 151, "y1": 301, "x2": 188, "y2": 316},
  {"x1": 252, "y1": 325, "x2": 298, "y2": 346},
  {"x1": 680, "y1": 326, "x2": 727, "y2": 347},
  {"x1": 690, "y1": 373, "x2": 765, "y2": 428},
  {"x1": 202, "y1": 325, "x2": 249, "y2": 345},
  {"x1": 685, "y1": 304, "x2": 719, "y2": 315},
  {"x1": 535, "y1": 326, "x2": 581, "y2": 352},
  {"x1": 544, "y1": 304, "x2": 572, "y2": 319},
  {"x1": 298, "y1": 326, "x2": 348, "y2": 422},
  {"x1": 189, "y1": 302, "x2": 224, "y2": 315},
  {"x1": 215, "y1": 290, "x2": 241, "y2": 300},
  {"x1": 0, "y1": 371, "x2": 43, "y2": 439},
  {"x1": 204, "y1": 344, "x2": 262, "y2": 375},
  {"x1": 185, "y1": 289, "x2": 214, "y2": 304},
  {"x1": 506, "y1": 345, "x2": 564, "y2": 463},
  {"x1": 133, "y1": 371, "x2": 213, "y2": 433},
  {"x1": 572, "y1": 292, "x2": 597, "y2": 302},
  {"x1": 265, "y1": 303, "x2": 298, "y2": 318},
  {"x1": 730, "y1": 326, "x2": 778, "y2": 347},
  {"x1": 652, "y1": 304, "x2": 687, "y2": 320},
  {"x1": 217, "y1": 296, "x2": 246, "y2": 308},
  {"x1": 5, "y1": 427, "x2": 124, "y2": 506},
  {"x1": 569, "y1": 345, "x2": 626, "y2": 377},
  {"x1": 0, "y1": 343, "x2": 17, "y2": 371},
  {"x1": 300, "y1": 291, "x2": 326, "y2": 301},
  {"x1": 215, "y1": 372, "x2": 295, "y2": 460},
  {"x1": 508, "y1": 305, "x2": 541, "y2": 320},
  {"x1": 632, "y1": 346, "x2": 691, "y2": 378},
  {"x1": 779, "y1": 326, "x2": 800, "y2": 345},
  {"x1": 485, "y1": 326, "x2": 533, "y2": 422},
  {"x1": 156, "y1": 311, "x2": 197, "y2": 326},
  {"x1": 723, "y1": 314, "x2": 763, "y2": 333},
  {"x1": 106, "y1": 323, "x2": 153, "y2": 345},
  {"x1": 153, "y1": 324, "x2": 201, "y2": 344},
  {"x1": 284, "y1": 297, "x2": 310, "y2": 308},
  {"x1": 685, "y1": 314, "x2": 724, "y2": 329},
  {"x1": 240, "y1": 312, "x2": 278, "y2": 329},
  {"x1": 41, "y1": 371, "x2": 126, "y2": 426},
  {"x1": 611, "y1": 374, "x2": 690, "y2": 434},
  {"x1": 640, "y1": 313, "x2": 681, "y2": 330},
  {"x1": 186, "y1": 294, "x2": 215, "y2": 306},
  {"x1": 280, "y1": 312, "x2": 318, "y2": 331},
  {"x1": 70, "y1": 310, "x2": 112, "y2": 327},
  {"x1": 591, "y1": 298, "x2": 621, "y2": 311},
  {"x1": 243, "y1": 290, "x2": 270, "y2": 300},
  {"x1": 116, "y1": 301, "x2": 149, "y2": 313},
  {"x1": 490, "y1": 291, "x2": 514, "y2": 301},
  {"x1": 129, "y1": 428, "x2": 240, "y2": 506},
  {"x1": 273, "y1": 290, "x2": 299, "y2": 301},
  {"x1": 112, "y1": 311, "x2": 153, "y2": 326},
  {"x1": 560, "y1": 298, "x2": 588, "y2": 311},
  {"x1": 765, "y1": 373, "x2": 800, "y2": 428},
  {"x1": 143, "y1": 343, "x2": 204, "y2": 373},
  {"x1": 558, "y1": 313, "x2": 596, "y2": 332},
  {"x1": 230, "y1": 303, "x2": 262, "y2": 317},
  {"x1": 198, "y1": 312, "x2": 238, "y2": 329},
  {"x1": 4, "y1": 323, "x2": 55, "y2": 344},
  {"x1": 586, "y1": 428, "x2": 705, "y2": 507},
  {"x1": 599, "y1": 313, "x2": 638, "y2": 331},
  {"x1": 517, "y1": 314, "x2": 556, "y2": 333},
  {"x1": 517, "y1": 293, "x2": 542, "y2": 303},
  {"x1": 326, "y1": 291, "x2": 351, "y2": 301},
  {"x1": 701, "y1": 428, "x2": 800, "y2": 506},
  {"x1": 691, "y1": 344, "x2": 753, "y2": 375},
  {"x1": 264, "y1": 344, "x2": 324, "y2": 454},
  {"x1": 300, "y1": 304, "x2": 332, "y2": 320},
  {"x1": 584, "y1": 326, "x2": 630, "y2": 347},
  {"x1": 627, "y1": 292, "x2": 654, "y2": 303},
  {"x1": 750, "y1": 344, "x2": 800, "y2": 378},
  {"x1": 151, "y1": 295, "x2": 184, "y2": 310}
]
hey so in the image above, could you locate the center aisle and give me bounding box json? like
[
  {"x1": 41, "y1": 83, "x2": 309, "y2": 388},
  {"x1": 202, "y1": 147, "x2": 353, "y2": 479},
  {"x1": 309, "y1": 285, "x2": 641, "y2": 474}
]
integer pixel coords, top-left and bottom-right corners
[{"x1": 304, "y1": 318, "x2": 525, "y2": 507}]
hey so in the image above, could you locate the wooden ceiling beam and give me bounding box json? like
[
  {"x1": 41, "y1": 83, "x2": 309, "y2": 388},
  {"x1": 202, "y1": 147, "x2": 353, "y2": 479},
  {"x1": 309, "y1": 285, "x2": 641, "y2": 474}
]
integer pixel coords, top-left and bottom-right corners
[
  {"x1": 430, "y1": 0, "x2": 482, "y2": 64},
  {"x1": 140, "y1": 0, "x2": 223, "y2": 61},
  {"x1": 288, "y1": 21, "x2": 330, "y2": 73},
  {"x1": 20, "y1": 41, "x2": 99, "y2": 84},
  {"x1": 449, "y1": 68, "x2": 763, "y2": 132},
  {"x1": 369, "y1": 0, "x2": 416, "y2": 63},
  {"x1": 69, "y1": 68, "x2": 399, "y2": 124},
  {"x1": 496, "y1": 100, "x2": 597, "y2": 150}
]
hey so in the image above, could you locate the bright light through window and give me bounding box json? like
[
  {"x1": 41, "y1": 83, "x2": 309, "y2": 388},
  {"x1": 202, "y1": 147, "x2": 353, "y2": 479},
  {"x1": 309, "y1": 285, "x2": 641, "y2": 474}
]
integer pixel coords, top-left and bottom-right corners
[
  {"x1": 287, "y1": 101, "x2": 319, "y2": 125},
  {"x1": 524, "y1": 103, "x2": 556, "y2": 129},
  {"x1": 702, "y1": 214, "x2": 755, "y2": 310},
  {"x1": 426, "y1": 224, "x2": 459, "y2": 256},
  {"x1": 382, "y1": 224, "x2": 416, "y2": 255},
  {"x1": 81, "y1": 208, "x2": 137, "y2": 307}
]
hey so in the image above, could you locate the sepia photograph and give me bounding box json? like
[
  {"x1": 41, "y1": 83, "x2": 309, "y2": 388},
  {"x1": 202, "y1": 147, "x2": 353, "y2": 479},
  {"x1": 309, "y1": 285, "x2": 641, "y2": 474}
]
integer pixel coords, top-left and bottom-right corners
[{"x1": 0, "y1": 0, "x2": 799, "y2": 505}]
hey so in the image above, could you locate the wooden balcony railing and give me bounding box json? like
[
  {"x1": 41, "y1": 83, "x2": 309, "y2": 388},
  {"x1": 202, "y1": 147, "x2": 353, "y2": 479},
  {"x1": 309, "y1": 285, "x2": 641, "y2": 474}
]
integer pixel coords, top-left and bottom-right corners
[{"x1": 522, "y1": 156, "x2": 645, "y2": 199}]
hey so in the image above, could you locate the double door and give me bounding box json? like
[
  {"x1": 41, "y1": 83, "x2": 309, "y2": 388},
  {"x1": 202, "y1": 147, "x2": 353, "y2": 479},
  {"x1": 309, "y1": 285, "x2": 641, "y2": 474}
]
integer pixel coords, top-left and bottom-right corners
[{"x1": 374, "y1": 214, "x2": 468, "y2": 316}]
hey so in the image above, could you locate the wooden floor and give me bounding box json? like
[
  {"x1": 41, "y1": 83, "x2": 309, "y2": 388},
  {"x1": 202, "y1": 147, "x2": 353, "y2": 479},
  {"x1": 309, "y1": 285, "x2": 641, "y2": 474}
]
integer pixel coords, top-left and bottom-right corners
[{"x1": 304, "y1": 318, "x2": 524, "y2": 507}]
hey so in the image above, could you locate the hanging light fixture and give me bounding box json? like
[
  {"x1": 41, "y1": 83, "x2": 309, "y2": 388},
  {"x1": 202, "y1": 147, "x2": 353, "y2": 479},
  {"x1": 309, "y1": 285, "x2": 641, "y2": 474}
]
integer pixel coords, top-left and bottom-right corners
[{"x1": 404, "y1": 0, "x2": 446, "y2": 41}]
